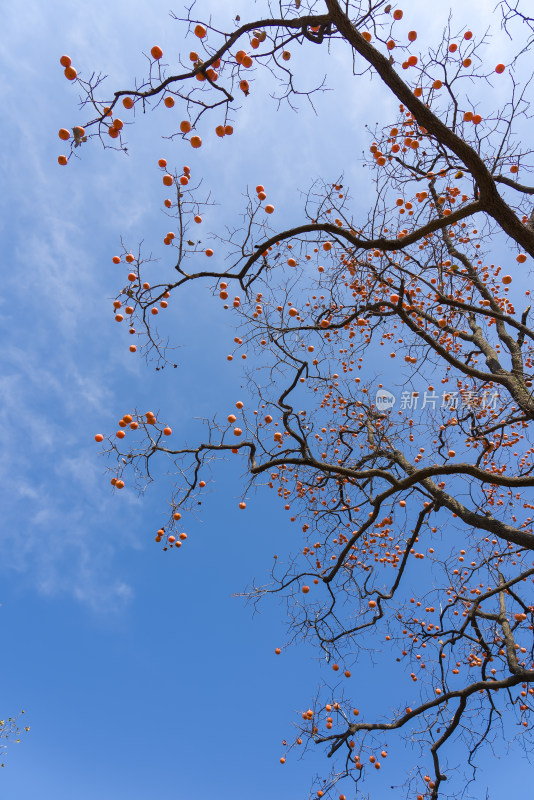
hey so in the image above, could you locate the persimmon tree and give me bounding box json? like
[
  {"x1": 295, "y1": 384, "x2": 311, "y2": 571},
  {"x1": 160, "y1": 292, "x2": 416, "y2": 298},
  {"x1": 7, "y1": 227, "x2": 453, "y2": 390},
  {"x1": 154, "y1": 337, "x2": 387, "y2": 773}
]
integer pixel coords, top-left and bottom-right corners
[
  {"x1": 0, "y1": 712, "x2": 29, "y2": 769},
  {"x1": 60, "y1": 1, "x2": 534, "y2": 798}
]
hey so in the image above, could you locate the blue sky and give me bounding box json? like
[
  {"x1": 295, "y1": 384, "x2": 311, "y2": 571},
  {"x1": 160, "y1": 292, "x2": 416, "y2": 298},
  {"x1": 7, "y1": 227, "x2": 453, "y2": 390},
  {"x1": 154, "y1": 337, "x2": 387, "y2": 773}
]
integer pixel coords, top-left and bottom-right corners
[{"x1": 1, "y1": 0, "x2": 532, "y2": 797}]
